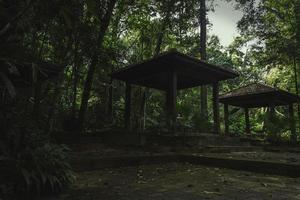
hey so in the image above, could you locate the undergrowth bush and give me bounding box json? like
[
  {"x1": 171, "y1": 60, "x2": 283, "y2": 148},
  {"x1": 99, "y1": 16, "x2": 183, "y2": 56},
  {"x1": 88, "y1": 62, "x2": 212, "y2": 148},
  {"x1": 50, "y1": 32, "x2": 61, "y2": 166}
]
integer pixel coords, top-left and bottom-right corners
[
  {"x1": 264, "y1": 112, "x2": 288, "y2": 144},
  {"x1": 0, "y1": 107, "x2": 75, "y2": 200}
]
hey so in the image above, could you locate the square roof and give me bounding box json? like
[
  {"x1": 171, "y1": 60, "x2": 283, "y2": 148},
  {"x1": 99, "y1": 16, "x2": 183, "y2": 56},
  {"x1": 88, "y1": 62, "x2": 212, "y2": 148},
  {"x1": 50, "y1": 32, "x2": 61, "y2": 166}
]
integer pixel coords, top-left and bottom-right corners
[
  {"x1": 220, "y1": 83, "x2": 300, "y2": 108},
  {"x1": 111, "y1": 51, "x2": 239, "y2": 91}
]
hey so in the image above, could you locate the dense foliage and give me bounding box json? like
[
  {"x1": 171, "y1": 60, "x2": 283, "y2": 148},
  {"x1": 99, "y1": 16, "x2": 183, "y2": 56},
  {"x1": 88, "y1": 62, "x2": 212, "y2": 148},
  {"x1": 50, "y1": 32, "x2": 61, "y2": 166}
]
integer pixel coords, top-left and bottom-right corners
[
  {"x1": 0, "y1": 105, "x2": 74, "y2": 199},
  {"x1": 0, "y1": 0, "x2": 300, "y2": 198}
]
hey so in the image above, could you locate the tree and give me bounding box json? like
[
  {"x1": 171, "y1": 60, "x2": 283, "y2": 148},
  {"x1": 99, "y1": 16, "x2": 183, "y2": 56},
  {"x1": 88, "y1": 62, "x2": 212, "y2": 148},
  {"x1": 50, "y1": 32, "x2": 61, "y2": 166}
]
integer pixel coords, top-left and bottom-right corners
[
  {"x1": 139, "y1": 0, "x2": 176, "y2": 130},
  {"x1": 199, "y1": 0, "x2": 208, "y2": 121},
  {"x1": 233, "y1": 0, "x2": 300, "y2": 136},
  {"x1": 78, "y1": 0, "x2": 118, "y2": 131}
]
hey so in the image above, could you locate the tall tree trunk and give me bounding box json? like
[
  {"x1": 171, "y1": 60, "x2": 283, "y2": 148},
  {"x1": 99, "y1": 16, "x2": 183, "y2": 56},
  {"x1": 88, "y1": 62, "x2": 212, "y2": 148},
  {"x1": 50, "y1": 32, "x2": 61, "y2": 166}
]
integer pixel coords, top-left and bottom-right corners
[
  {"x1": 33, "y1": 72, "x2": 42, "y2": 120},
  {"x1": 293, "y1": 56, "x2": 300, "y2": 128},
  {"x1": 32, "y1": 28, "x2": 48, "y2": 120},
  {"x1": 295, "y1": 1, "x2": 300, "y2": 130},
  {"x1": 140, "y1": 0, "x2": 175, "y2": 131},
  {"x1": 46, "y1": 75, "x2": 64, "y2": 134},
  {"x1": 154, "y1": 0, "x2": 174, "y2": 55},
  {"x1": 71, "y1": 61, "x2": 79, "y2": 118},
  {"x1": 199, "y1": 0, "x2": 208, "y2": 124},
  {"x1": 72, "y1": 35, "x2": 80, "y2": 118},
  {"x1": 153, "y1": 0, "x2": 173, "y2": 56},
  {"x1": 78, "y1": 0, "x2": 117, "y2": 132}
]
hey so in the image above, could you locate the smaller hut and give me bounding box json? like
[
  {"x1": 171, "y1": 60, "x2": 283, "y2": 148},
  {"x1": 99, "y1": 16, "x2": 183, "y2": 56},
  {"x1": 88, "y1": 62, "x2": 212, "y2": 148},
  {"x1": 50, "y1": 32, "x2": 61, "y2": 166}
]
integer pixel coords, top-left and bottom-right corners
[
  {"x1": 220, "y1": 83, "x2": 300, "y2": 142},
  {"x1": 0, "y1": 57, "x2": 65, "y2": 104}
]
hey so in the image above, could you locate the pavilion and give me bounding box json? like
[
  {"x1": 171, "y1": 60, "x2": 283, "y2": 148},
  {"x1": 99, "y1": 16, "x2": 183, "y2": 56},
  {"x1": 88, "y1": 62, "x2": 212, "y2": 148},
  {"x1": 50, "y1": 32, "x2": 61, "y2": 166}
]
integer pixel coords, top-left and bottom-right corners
[
  {"x1": 111, "y1": 50, "x2": 239, "y2": 133},
  {"x1": 0, "y1": 57, "x2": 64, "y2": 104},
  {"x1": 219, "y1": 83, "x2": 300, "y2": 141},
  {"x1": 0, "y1": 59, "x2": 64, "y2": 87}
]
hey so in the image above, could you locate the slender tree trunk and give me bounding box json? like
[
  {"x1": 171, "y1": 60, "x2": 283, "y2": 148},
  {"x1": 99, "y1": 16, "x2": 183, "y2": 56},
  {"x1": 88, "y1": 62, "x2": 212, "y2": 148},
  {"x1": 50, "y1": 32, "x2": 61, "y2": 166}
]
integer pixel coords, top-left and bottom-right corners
[
  {"x1": 199, "y1": 0, "x2": 208, "y2": 121},
  {"x1": 78, "y1": 0, "x2": 117, "y2": 132},
  {"x1": 33, "y1": 73, "x2": 42, "y2": 120},
  {"x1": 140, "y1": 0, "x2": 175, "y2": 131},
  {"x1": 293, "y1": 56, "x2": 300, "y2": 128},
  {"x1": 72, "y1": 35, "x2": 80, "y2": 118},
  {"x1": 32, "y1": 29, "x2": 40, "y2": 119},
  {"x1": 153, "y1": 0, "x2": 172, "y2": 56},
  {"x1": 295, "y1": 2, "x2": 300, "y2": 130},
  {"x1": 46, "y1": 75, "x2": 64, "y2": 134},
  {"x1": 32, "y1": 28, "x2": 48, "y2": 120},
  {"x1": 154, "y1": 0, "x2": 174, "y2": 55},
  {"x1": 71, "y1": 63, "x2": 79, "y2": 117}
]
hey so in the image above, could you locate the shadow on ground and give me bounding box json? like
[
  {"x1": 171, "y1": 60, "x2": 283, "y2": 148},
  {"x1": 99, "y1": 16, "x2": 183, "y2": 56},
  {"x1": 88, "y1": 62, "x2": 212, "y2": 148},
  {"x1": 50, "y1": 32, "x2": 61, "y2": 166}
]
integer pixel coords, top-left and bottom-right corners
[{"x1": 51, "y1": 163, "x2": 300, "y2": 200}]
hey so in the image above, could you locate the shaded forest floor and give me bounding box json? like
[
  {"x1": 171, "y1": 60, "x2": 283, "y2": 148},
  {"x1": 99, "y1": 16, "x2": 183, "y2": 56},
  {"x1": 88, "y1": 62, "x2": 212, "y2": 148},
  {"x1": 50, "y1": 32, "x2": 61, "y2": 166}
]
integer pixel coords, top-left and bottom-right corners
[
  {"x1": 48, "y1": 163, "x2": 300, "y2": 200},
  {"x1": 48, "y1": 134, "x2": 300, "y2": 199}
]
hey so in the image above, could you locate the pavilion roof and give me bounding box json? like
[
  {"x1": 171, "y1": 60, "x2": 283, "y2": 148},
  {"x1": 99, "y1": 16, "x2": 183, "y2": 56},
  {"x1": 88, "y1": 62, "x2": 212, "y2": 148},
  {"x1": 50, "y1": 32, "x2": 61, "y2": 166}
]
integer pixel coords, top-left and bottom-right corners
[
  {"x1": 0, "y1": 58, "x2": 65, "y2": 87},
  {"x1": 219, "y1": 83, "x2": 300, "y2": 108},
  {"x1": 0, "y1": 44, "x2": 65, "y2": 87},
  {"x1": 111, "y1": 51, "x2": 238, "y2": 91}
]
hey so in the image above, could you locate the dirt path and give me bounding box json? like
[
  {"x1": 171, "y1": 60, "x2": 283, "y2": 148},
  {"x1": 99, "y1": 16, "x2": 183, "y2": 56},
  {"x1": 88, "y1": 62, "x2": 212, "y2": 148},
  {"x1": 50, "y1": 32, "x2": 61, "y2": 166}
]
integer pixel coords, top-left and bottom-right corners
[{"x1": 53, "y1": 163, "x2": 300, "y2": 200}]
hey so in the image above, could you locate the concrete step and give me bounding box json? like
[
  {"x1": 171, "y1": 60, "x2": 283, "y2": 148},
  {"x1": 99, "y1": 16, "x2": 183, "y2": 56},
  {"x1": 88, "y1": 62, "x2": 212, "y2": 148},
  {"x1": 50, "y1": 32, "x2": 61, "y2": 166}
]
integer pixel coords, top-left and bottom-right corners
[
  {"x1": 70, "y1": 153, "x2": 300, "y2": 178},
  {"x1": 148, "y1": 134, "x2": 251, "y2": 147},
  {"x1": 203, "y1": 146, "x2": 263, "y2": 153}
]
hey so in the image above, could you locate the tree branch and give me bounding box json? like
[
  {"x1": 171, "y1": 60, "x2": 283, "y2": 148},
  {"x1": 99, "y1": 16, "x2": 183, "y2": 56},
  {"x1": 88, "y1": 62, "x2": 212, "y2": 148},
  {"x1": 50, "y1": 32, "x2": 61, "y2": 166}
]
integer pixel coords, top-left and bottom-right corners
[{"x1": 0, "y1": 0, "x2": 36, "y2": 38}]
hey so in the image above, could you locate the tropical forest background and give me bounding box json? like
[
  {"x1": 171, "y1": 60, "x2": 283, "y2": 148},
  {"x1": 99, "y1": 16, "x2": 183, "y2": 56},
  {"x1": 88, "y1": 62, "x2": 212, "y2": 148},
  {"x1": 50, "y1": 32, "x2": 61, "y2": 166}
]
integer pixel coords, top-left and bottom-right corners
[{"x1": 1, "y1": 0, "x2": 300, "y2": 199}]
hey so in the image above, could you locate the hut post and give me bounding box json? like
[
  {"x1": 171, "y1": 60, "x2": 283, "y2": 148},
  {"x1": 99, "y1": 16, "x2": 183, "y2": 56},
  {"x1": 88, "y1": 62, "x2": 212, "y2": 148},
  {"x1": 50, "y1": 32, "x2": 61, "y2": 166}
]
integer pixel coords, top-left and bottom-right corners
[
  {"x1": 269, "y1": 104, "x2": 275, "y2": 120},
  {"x1": 166, "y1": 70, "x2": 177, "y2": 133},
  {"x1": 125, "y1": 82, "x2": 132, "y2": 130},
  {"x1": 213, "y1": 82, "x2": 220, "y2": 134},
  {"x1": 289, "y1": 103, "x2": 296, "y2": 143},
  {"x1": 224, "y1": 103, "x2": 229, "y2": 135},
  {"x1": 244, "y1": 107, "x2": 250, "y2": 134},
  {"x1": 108, "y1": 77, "x2": 113, "y2": 123}
]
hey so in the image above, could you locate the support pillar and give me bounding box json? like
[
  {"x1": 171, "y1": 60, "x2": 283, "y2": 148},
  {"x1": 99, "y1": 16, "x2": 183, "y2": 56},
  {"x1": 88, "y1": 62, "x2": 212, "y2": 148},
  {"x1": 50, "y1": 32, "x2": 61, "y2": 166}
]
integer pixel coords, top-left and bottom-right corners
[
  {"x1": 213, "y1": 82, "x2": 220, "y2": 134},
  {"x1": 289, "y1": 104, "x2": 296, "y2": 143},
  {"x1": 224, "y1": 103, "x2": 229, "y2": 135},
  {"x1": 269, "y1": 104, "x2": 275, "y2": 120},
  {"x1": 107, "y1": 77, "x2": 113, "y2": 123},
  {"x1": 124, "y1": 82, "x2": 131, "y2": 130},
  {"x1": 166, "y1": 70, "x2": 177, "y2": 132},
  {"x1": 245, "y1": 107, "x2": 250, "y2": 134}
]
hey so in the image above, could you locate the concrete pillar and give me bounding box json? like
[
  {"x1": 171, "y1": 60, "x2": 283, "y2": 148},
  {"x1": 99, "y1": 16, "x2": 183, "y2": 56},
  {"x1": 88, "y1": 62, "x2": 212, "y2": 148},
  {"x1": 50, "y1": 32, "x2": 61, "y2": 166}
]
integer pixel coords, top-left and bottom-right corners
[
  {"x1": 166, "y1": 70, "x2": 177, "y2": 132},
  {"x1": 213, "y1": 82, "x2": 220, "y2": 134},
  {"x1": 125, "y1": 82, "x2": 131, "y2": 130},
  {"x1": 224, "y1": 103, "x2": 229, "y2": 135}
]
